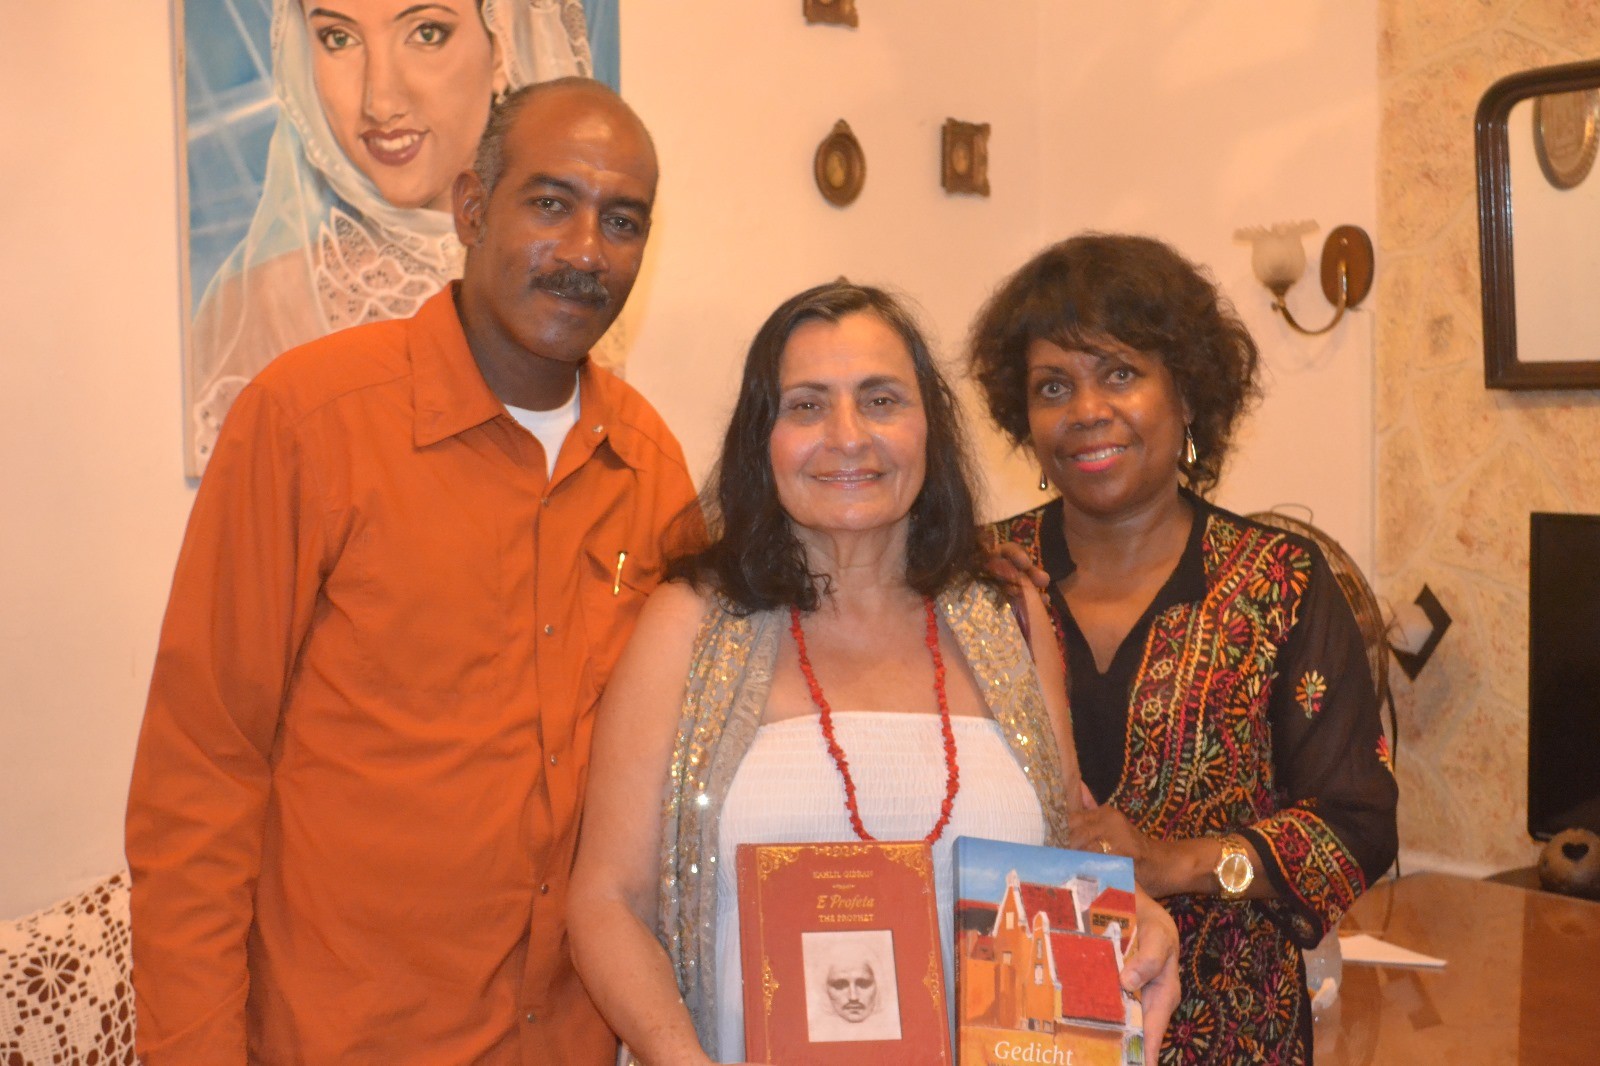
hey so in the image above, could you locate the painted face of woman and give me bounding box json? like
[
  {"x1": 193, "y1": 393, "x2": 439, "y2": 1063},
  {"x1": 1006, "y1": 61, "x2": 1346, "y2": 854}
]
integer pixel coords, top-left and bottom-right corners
[{"x1": 303, "y1": 0, "x2": 499, "y2": 211}]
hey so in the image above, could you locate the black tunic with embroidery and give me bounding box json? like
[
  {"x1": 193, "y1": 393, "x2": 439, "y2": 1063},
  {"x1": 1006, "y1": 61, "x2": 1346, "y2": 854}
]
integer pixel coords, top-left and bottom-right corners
[{"x1": 989, "y1": 493, "x2": 1398, "y2": 1065}]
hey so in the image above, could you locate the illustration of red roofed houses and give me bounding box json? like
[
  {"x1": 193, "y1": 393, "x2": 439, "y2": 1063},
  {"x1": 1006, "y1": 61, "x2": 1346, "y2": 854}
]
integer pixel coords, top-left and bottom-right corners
[
  {"x1": 957, "y1": 868, "x2": 1144, "y2": 1066},
  {"x1": 956, "y1": 898, "x2": 998, "y2": 936},
  {"x1": 1019, "y1": 882, "x2": 1083, "y2": 934},
  {"x1": 1048, "y1": 931, "x2": 1125, "y2": 1025},
  {"x1": 1088, "y1": 886, "x2": 1136, "y2": 952}
]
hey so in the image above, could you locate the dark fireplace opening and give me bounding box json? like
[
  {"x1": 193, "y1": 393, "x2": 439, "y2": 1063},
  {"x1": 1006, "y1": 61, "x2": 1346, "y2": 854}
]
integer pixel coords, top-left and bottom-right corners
[{"x1": 1528, "y1": 512, "x2": 1600, "y2": 840}]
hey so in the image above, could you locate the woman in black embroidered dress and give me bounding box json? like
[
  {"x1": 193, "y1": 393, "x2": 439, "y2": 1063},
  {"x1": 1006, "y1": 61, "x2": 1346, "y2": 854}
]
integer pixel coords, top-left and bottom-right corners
[{"x1": 971, "y1": 234, "x2": 1398, "y2": 1065}]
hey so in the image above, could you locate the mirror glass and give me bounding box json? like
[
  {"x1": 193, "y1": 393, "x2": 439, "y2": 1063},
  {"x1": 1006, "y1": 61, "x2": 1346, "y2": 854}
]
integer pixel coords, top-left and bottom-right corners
[{"x1": 1509, "y1": 90, "x2": 1600, "y2": 365}]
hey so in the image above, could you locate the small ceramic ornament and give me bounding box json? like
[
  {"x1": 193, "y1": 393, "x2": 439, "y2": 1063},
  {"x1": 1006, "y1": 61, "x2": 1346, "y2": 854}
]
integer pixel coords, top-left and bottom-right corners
[{"x1": 1538, "y1": 827, "x2": 1600, "y2": 899}]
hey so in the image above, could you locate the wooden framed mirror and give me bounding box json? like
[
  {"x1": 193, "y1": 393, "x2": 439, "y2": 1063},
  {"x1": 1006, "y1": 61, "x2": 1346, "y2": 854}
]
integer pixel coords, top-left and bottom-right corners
[{"x1": 1476, "y1": 58, "x2": 1600, "y2": 389}]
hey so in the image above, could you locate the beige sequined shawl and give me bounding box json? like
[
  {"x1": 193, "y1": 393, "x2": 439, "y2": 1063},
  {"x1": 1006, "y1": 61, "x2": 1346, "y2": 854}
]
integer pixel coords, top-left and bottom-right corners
[{"x1": 650, "y1": 579, "x2": 1072, "y2": 1060}]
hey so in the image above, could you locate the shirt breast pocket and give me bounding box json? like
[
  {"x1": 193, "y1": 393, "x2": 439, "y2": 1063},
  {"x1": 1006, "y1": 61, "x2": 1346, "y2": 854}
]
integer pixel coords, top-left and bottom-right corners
[
  {"x1": 332, "y1": 509, "x2": 512, "y2": 697},
  {"x1": 578, "y1": 543, "x2": 660, "y2": 694}
]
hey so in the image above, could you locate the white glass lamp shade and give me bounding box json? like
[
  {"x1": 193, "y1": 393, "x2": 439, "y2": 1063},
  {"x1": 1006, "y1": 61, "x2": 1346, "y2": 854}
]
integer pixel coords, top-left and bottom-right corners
[{"x1": 1235, "y1": 221, "x2": 1318, "y2": 294}]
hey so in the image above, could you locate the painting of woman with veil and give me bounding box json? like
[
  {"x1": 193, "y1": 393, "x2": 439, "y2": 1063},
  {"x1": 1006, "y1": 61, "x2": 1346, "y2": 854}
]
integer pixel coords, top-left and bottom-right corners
[{"x1": 179, "y1": 0, "x2": 618, "y2": 476}]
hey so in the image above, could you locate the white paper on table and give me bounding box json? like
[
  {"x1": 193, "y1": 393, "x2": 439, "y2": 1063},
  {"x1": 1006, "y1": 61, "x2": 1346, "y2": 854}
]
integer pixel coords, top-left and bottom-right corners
[{"x1": 1338, "y1": 932, "x2": 1447, "y2": 969}]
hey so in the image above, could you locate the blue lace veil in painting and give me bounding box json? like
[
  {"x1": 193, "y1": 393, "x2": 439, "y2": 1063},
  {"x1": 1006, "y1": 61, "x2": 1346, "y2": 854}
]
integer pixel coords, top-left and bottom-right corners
[{"x1": 181, "y1": 0, "x2": 617, "y2": 475}]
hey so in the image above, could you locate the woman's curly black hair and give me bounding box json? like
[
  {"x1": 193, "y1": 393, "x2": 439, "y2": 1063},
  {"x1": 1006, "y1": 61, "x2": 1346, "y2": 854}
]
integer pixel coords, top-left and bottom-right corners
[
  {"x1": 668, "y1": 280, "x2": 985, "y2": 614},
  {"x1": 968, "y1": 233, "x2": 1260, "y2": 495}
]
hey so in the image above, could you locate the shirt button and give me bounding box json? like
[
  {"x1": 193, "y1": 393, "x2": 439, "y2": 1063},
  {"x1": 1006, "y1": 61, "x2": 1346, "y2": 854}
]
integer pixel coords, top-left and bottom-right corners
[
  {"x1": 549, "y1": 754, "x2": 559, "y2": 766},
  {"x1": 539, "y1": 883, "x2": 550, "y2": 895},
  {"x1": 540, "y1": 496, "x2": 550, "y2": 507},
  {"x1": 543, "y1": 623, "x2": 555, "y2": 635},
  {"x1": 592, "y1": 424, "x2": 604, "y2": 434},
  {"x1": 525, "y1": 1011, "x2": 537, "y2": 1024}
]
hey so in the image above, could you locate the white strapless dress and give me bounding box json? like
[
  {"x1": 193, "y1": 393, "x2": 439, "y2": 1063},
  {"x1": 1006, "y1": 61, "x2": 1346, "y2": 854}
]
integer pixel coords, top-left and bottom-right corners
[{"x1": 712, "y1": 712, "x2": 1046, "y2": 1062}]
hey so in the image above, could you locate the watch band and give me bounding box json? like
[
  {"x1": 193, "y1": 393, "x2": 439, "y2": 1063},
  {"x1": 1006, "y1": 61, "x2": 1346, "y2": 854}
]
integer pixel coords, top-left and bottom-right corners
[{"x1": 1214, "y1": 834, "x2": 1255, "y2": 899}]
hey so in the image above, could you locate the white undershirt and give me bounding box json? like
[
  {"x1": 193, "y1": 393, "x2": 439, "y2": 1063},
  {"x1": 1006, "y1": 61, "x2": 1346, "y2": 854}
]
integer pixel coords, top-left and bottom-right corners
[{"x1": 505, "y1": 380, "x2": 581, "y2": 479}]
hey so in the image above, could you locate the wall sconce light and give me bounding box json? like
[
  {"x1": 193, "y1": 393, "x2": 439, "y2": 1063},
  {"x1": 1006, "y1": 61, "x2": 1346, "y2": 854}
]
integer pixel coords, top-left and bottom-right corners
[{"x1": 1234, "y1": 221, "x2": 1375, "y2": 336}]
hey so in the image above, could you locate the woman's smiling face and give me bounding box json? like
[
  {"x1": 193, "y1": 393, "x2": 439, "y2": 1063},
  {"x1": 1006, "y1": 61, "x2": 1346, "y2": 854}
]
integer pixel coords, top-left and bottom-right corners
[
  {"x1": 1026, "y1": 334, "x2": 1190, "y2": 521},
  {"x1": 769, "y1": 312, "x2": 929, "y2": 545},
  {"x1": 303, "y1": 0, "x2": 498, "y2": 211}
]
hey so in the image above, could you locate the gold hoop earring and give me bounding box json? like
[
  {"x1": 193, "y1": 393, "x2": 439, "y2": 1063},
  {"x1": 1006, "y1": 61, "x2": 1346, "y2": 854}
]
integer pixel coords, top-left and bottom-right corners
[
  {"x1": 1183, "y1": 426, "x2": 1198, "y2": 467},
  {"x1": 1039, "y1": 471, "x2": 1050, "y2": 492}
]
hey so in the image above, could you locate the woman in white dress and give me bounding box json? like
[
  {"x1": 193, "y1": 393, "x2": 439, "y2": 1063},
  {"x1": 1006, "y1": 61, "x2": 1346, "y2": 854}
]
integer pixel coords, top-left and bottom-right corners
[
  {"x1": 185, "y1": 0, "x2": 591, "y2": 473},
  {"x1": 569, "y1": 281, "x2": 1180, "y2": 1065}
]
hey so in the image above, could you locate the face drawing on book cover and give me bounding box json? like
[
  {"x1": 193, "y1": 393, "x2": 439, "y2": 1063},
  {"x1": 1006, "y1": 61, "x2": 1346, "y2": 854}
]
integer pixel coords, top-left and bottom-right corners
[
  {"x1": 825, "y1": 958, "x2": 880, "y2": 1023},
  {"x1": 802, "y1": 930, "x2": 903, "y2": 1043}
]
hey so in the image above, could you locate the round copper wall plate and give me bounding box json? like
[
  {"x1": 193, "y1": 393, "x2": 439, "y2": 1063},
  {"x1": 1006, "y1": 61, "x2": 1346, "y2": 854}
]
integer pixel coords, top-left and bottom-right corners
[
  {"x1": 1319, "y1": 224, "x2": 1374, "y2": 308},
  {"x1": 814, "y1": 120, "x2": 865, "y2": 207}
]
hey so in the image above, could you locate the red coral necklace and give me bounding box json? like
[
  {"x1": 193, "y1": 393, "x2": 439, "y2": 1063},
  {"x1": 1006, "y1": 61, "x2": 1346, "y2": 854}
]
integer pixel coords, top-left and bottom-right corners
[{"x1": 788, "y1": 597, "x2": 961, "y2": 845}]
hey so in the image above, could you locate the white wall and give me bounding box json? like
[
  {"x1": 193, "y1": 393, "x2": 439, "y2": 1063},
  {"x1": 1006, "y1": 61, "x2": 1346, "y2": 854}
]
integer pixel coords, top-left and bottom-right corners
[
  {"x1": 619, "y1": 0, "x2": 1050, "y2": 510},
  {"x1": 1510, "y1": 97, "x2": 1600, "y2": 365},
  {"x1": 0, "y1": 1, "x2": 1379, "y2": 918},
  {"x1": 1, "y1": 0, "x2": 192, "y2": 918},
  {"x1": 1034, "y1": 3, "x2": 1379, "y2": 572},
  {"x1": 625, "y1": 1, "x2": 1378, "y2": 566}
]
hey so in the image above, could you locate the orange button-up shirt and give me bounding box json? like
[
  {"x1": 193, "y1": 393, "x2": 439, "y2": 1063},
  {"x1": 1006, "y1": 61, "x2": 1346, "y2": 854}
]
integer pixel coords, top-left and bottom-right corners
[{"x1": 127, "y1": 286, "x2": 698, "y2": 1064}]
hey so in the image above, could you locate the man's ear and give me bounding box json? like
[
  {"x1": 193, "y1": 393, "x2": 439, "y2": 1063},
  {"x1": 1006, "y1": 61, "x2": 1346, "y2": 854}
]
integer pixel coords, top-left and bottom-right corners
[{"x1": 453, "y1": 171, "x2": 488, "y2": 245}]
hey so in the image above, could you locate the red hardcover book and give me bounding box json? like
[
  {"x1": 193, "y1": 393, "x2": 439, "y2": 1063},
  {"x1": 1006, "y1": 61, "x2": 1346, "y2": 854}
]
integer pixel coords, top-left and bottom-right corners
[
  {"x1": 954, "y1": 836, "x2": 1144, "y2": 1066},
  {"x1": 737, "y1": 841, "x2": 954, "y2": 1065}
]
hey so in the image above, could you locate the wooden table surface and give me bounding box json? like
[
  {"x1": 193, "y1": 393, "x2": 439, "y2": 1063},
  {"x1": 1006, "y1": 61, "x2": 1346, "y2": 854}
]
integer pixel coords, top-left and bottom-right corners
[{"x1": 1314, "y1": 872, "x2": 1600, "y2": 1064}]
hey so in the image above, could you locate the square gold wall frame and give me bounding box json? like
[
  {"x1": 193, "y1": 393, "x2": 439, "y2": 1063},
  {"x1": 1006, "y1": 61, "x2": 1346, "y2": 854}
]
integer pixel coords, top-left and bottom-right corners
[
  {"x1": 941, "y1": 119, "x2": 990, "y2": 196},
  {"x1": 804, "y1": 0, "x2": 858, "y2": 27}
]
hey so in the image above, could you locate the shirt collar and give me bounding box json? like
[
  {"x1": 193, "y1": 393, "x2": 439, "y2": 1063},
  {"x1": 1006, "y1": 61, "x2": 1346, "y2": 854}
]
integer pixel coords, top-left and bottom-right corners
[
  {"x1": 560, "y1": 364, "x2": 623, "y2": 473},
  {"x1": 408, "y1": 286, "x2": 647, "y2": 471},
  {"x1": 410, "y1": 285, "x2": 506, "y2": 449}
]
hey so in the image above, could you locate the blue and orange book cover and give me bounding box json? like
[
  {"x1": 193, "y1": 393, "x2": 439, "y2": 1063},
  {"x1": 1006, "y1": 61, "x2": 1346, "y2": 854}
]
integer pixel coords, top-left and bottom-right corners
[{"x1": 953, "y1": 837, "x2": 1144, "y2": 1066}]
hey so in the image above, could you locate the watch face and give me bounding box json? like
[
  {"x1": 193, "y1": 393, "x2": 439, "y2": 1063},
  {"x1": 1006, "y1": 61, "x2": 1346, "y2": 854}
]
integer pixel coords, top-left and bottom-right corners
[{"x1": 1219, "y1": 852, "x2": 1251, "y2": 892}]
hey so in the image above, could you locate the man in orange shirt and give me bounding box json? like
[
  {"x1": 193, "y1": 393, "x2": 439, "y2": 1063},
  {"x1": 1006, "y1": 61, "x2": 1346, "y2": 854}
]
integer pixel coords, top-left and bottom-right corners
[{"x1": 126, "y1": 79, "x2": 696, "y2": 1064}]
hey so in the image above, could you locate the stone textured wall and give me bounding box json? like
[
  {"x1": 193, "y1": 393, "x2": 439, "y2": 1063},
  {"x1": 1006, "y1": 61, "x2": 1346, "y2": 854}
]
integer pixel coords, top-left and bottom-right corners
[{"x1": 1378, "y1": 0, "x2": 1600, "y2": 871}]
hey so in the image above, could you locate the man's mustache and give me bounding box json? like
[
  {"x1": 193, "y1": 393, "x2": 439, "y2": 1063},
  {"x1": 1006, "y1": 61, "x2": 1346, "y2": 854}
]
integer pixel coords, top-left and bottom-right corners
[{"x1": 531, "y1": 267, "x2": 609, "y2": 306}]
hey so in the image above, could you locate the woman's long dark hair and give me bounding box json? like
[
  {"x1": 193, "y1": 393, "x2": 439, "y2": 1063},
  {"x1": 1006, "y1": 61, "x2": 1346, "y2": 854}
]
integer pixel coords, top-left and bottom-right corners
[{"x1": 669, "y1": 281, "x2": 984, "y2": 614}]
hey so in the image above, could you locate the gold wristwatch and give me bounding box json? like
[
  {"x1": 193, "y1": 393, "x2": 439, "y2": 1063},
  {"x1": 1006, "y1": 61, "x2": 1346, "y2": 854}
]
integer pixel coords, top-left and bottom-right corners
[{"x1": 1214, "y1": 835, "x2": 1254, "y2": 899}]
